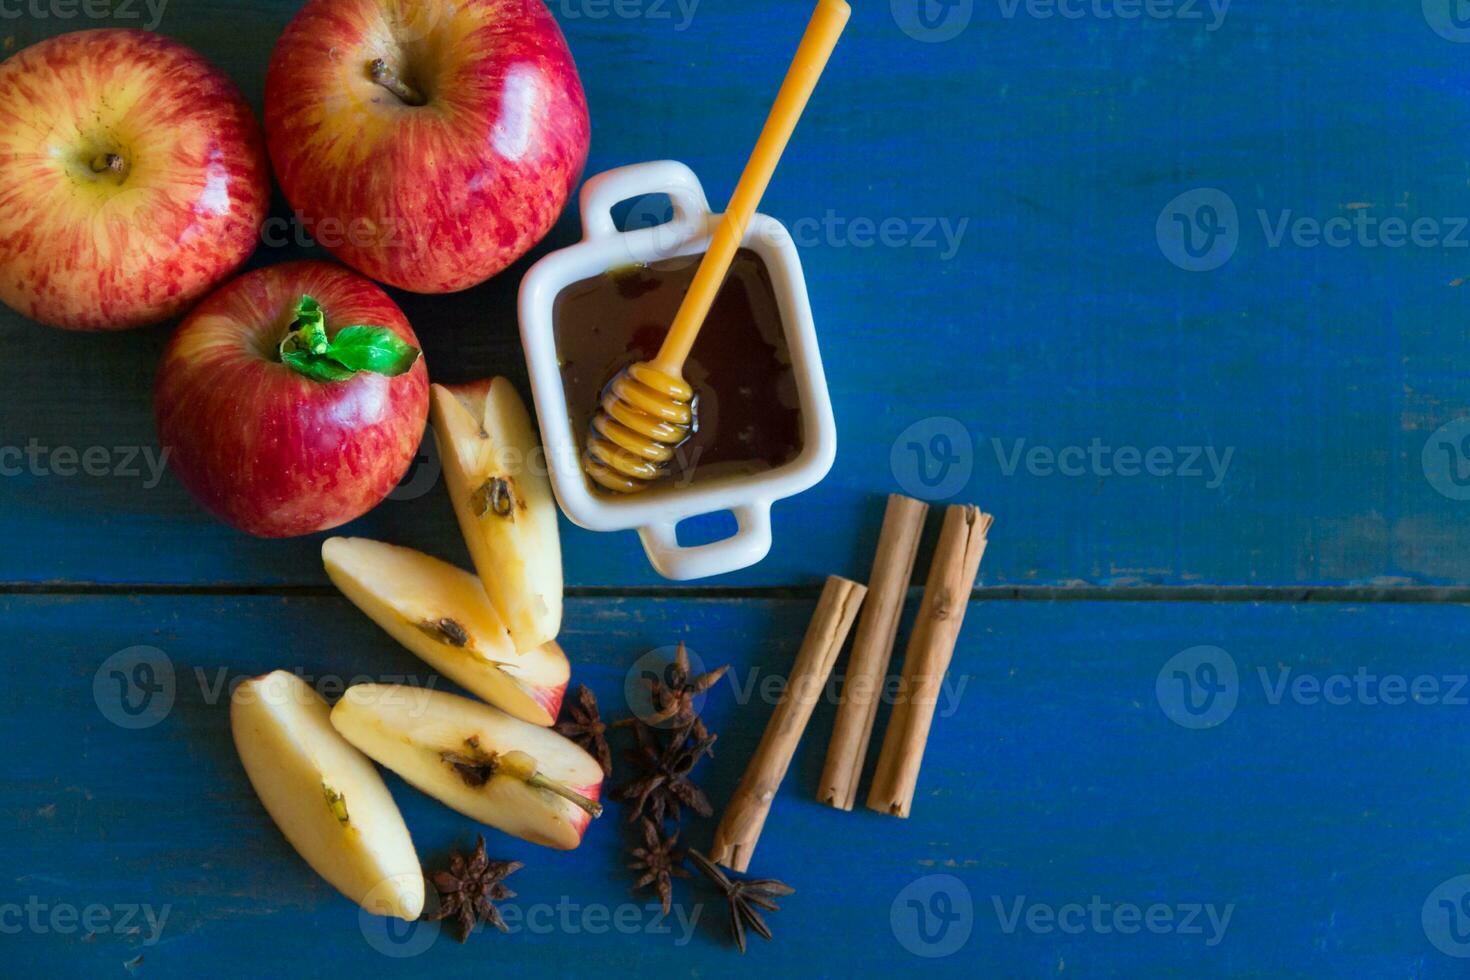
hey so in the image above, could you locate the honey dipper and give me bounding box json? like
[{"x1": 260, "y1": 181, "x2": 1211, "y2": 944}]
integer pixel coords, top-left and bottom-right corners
[{"x1": 583, "y1": 0, "x2": 851, "y2": 494}]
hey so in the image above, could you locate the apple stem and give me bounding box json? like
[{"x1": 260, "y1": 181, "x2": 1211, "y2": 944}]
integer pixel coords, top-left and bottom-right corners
[
  {"x1": 527, "y1": 772, "x2": 604, "y2": 819},
  {"x1": 90, "y1": 153, "x2": 127, "y2": 178},
  {"x1": 495, "y1": 749, "x2": 603, "y2": 818},
  {"x1": 368, "y1": 59, "x2": 425, "y2": 107}
]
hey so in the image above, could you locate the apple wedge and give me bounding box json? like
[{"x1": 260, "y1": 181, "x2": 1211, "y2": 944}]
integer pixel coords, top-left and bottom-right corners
[
  {"x1": 331, "y1": 684, "x2": 602, "y2": 850},
  {"x1": 322, "y1": 537, "x2": 568, "y2": 725},
  {"x1": 430, "y1": 378, "x2": 562, "y2": 652},
  {"x1": 231, "y1": 671, "x2": 423, "y2": 920}
]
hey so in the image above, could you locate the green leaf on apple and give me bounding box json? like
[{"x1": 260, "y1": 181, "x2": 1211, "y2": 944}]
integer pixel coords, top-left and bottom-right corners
[
  {"x1": 277, "y1": 295, "x2": 421, "y2": 383},
  {"x1": 281, "y1": 350, "x2": 358, "y2": 383},
  {"x1": 326, "y1": 326, "x2": 422, "y2": 377}
]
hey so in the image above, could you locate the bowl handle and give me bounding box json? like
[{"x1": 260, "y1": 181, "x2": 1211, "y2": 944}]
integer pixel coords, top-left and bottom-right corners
[
  {"x1": 637, "y1": 503, "x2": 773, "y2": 581},
  {"x1": 579, "y1": 160, "x2": 712, "y2": 240}
]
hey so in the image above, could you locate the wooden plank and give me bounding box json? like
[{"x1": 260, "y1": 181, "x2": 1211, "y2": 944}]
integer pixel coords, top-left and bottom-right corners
[
  {"x1": 2, "y1": 594, "x2": 1468, "y2": 975},
  {"x1": 4, "y1": 4, "x2": 1470, "y2": 588}
]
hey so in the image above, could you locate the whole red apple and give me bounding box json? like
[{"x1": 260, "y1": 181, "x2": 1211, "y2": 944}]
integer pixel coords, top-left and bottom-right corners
[
  {"x1": 0, "y1": 30, "x2": 270, "y2": 331},
  {"x1": 155, "y1": 261, "x2": 430, "y2": 538},
  {"x1": 263, "y1": 0, "x2": 589, "y2": 294}
]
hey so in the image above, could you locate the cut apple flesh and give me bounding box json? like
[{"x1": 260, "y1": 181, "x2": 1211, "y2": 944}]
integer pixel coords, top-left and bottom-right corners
[
  {"x1": 430, "y1": 378, "x2": 562, "y2": 652},
  {"x1": 323, "y1": 536, "x2": 513, "y2": 662},
  {"x1": 331, "y1": 684, "x2": 602, "y2": 850},
  {"x1": 322, "y1": 536, "x2": 568, "y2": 725},
  {"x1": 231, "y1": 671, "x2": 423, "y2": 920}
]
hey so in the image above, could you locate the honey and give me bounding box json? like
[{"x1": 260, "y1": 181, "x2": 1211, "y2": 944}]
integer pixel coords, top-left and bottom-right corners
[{"x1": 553, "y1": 248, "x2": 803, "y2": 489}]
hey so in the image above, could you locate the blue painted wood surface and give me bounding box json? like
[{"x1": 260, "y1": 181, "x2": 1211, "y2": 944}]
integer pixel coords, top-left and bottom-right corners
[
  {"x1": 3, "y1": 2, "x2": 1470, "y2": 978},
  {"x1": 4, "y1": 2, "x2": 1470, "y2": 587},
  {"x1": 6, "y1": 595, "x2": 1470, "y2": 977}
]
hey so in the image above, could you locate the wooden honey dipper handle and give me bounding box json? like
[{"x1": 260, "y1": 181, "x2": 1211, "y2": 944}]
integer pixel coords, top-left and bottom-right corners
[{"x1": 650, "y1": 0, "x2": 851, "y2": 377}]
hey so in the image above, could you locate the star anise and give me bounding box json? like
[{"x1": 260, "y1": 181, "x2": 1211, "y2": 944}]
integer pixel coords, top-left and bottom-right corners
[
  {"x1": 613, "y1": 720, "x2": 716, "y2": 824},
  {"x1": 422, "y1": 836, "x2": 522, "y2": 942},
  {"x1": 618, "y1": 642, "x2": 728, "y2": 747},
  {"x1": 554, "y1": 684, "x2": 613, "y2": 775},
  {"x1": 627, "y1": 817, "x2": 689, "y2": 914},
  {"x1": 687, "y1": 849, "x2": 793, "y2": 954}
]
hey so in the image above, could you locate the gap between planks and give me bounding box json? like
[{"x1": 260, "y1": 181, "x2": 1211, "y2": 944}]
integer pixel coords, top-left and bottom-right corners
[{"x1": 1, "y1": 583, "x2": 1469, "y2": 604}]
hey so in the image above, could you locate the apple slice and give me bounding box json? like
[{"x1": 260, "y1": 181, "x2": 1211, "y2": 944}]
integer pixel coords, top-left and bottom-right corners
[
  {"x1": 331, "y1": 684, "x2": 602, "y2": 850},
  {"x1": 430, "y1": 378, "x2": 562, "y2": 652},
  {"x1": 322, "y1": 537, "x2": 568, "y2": 725},
  {"x1": 231, "y1": 671, "x2": 423, "y2": 920}
]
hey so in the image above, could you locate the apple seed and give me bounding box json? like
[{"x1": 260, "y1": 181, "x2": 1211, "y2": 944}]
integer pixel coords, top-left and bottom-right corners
[
  {"x1": 470, "y1": 478, "x2": 515, "y2": 520},
  {"x1": 322, "y1": 782, "x2": 350, "y2": 826},
  {"x1": 416, "y1": 617, "x2": 470, "y2": 648}
]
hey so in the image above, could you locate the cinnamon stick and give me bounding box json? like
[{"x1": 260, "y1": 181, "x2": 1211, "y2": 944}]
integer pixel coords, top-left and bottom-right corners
[
  {"x1": 817, "y1": 494, "x2": 928, "y2": 810},
  {"x1": 709, "y1": 575, "x2": 866, "y2": 871},
  {"x1": 867, "y1": 504, "x2": 992, "y2": 818}
]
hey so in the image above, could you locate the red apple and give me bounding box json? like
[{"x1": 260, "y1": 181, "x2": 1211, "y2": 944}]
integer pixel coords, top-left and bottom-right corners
[
  {"x1": 155, "y1": 261, "x2": 430, "y2": 537},
  {"x1": 262, "y1": 0, "x2": 590, "y2": 294},
  {"x1": 0, "y1": 29, "x2": 270, "y2": 331}
]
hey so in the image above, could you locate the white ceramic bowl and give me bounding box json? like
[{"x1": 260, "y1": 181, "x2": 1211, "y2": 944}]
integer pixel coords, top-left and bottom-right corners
[{"x1": 519, "y1": 160, "x2": 837, "y2": 581}]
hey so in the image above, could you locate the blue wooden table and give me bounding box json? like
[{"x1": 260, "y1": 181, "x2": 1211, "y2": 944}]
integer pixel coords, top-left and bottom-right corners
[{"x1": 4, "y1": 1, "x2": 1470, "y2": 976}]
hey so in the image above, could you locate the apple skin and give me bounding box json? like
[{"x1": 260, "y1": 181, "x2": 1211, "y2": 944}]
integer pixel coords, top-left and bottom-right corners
[
  {"x1": 154, "y1": 260, "x2": 429, "y2": 538},
  {"x1": 321, "y1": 536, "x2": 571, "y2": 725},
  {"x1": 263, "y1": 0, "x2": 590, "y2": 293},
  {"x1": 0, "y1": 29, "x2": 270, "y2": 331},
  {"x1": 331, "y1": 684, "x2": 602, "y2": 849}
]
